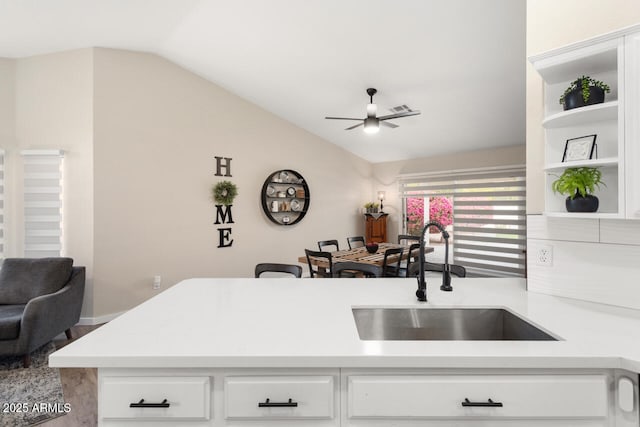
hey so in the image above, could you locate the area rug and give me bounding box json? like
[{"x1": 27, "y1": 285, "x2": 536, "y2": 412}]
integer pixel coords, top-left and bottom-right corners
[{"x1": 0, "y1": 342, "x2": 67, "y2": 426}]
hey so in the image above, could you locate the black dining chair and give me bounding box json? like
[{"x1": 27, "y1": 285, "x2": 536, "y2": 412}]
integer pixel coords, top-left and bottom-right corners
[
  {"x1": 398, "y1": 234, "x2": 420, "y2": 245},
  {"x1": 318, "y1": 240, "x2": 340, "y2": 252},
  {"x1": 333, "y1": 262, "x2": 382, "y2": 278},
  {"x1": 305, "y1": 249, "x2": 333, "y2": 278},
  {"x1": 408, "y1": 261, "x2": 467, "y2": 278},
  {"x1": 382, "y1": 247, "x2": 404, "y2": 277},
  {"x1": 255, "y1": 263, "x2": 303, "y2": 278},
  {"x1": 400, "y1": 243, "x2": 422, "y2": 277},
  {"x1": 346, "y1": 236, "x2": 366, "y2": 250}
]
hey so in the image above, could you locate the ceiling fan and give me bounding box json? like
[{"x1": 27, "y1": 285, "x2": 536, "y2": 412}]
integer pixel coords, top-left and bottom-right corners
[{"x1": 325, "y1": 88, "x2": 421, "y2": 134}]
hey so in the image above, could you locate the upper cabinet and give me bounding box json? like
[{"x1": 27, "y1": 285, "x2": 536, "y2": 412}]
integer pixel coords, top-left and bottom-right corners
[{"x1": 531, "y1": 37, "x2": 625, "y2": 218}]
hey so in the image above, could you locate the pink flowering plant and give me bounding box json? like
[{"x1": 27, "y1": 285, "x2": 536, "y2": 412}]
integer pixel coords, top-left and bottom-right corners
[
  {"x1": 428, "y1": 196, "x2": 453, "y2": 232},
  {"x1": 405, "y1": 197, "x2": 424, "y2": 235},
  {"x1": 406, "y1": 196, "x2": 453, "y2": 235}
]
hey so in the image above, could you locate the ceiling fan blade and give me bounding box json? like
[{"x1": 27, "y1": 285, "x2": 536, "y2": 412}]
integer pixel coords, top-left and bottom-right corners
[
  {"x1": 325, "y1": 116, "x2": 364, "y2": 121},
  {"x1": 381, "y1": 121, "x2": 399, "y2": 128},
  {"x1": 345, "y1": 122, "x2": 364, "y2": 130},
  {"x1": 378, "y1": 110, "x2": 421, "y2": 121}
]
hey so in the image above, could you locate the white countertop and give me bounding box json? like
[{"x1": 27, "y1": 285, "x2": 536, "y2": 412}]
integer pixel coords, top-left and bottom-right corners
[{"x1": 49, "y1": 278, "x2": 640, "y2": 371}]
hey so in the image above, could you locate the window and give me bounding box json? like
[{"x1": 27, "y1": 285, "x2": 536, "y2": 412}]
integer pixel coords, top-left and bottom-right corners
[
  {"x1": 400, "y1": 166, "x2": 526, "y2": 278},
  {"x1": 21, "y1": 150, "x2": 64, "y2": 258}
]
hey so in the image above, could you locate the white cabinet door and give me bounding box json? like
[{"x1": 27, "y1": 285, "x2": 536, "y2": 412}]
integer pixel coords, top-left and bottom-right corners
[
  {"x1": 224, "y1": 376, "x2": 334, "y2": 420},
  {"x1": 100, "y1": 376, "x2": 210, "y2": 421},
  {"x1": 347, "y1": 374, "x2": 608, "y2": 422}
]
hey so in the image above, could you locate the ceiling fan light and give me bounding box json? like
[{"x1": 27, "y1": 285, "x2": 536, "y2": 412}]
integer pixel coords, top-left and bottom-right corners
[
  {"x1": 363, "y1": 118, "x2": 379, "y2": 134},
  {"x1": 366, "y1": 103, "x2": 377, "y2": 117}
]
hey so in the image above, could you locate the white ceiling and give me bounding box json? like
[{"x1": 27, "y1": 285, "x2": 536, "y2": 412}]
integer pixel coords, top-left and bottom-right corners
[{"x1": 0, "y1": 0, "x2": 526, "y2": 163}]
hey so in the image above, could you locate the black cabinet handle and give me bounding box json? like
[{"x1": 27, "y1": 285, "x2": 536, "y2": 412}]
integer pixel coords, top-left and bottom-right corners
[
  {"x1": 461, "y1": 398, "x2": 503, "y2": 407},
  {"x1": 258, "y1": 398, "x2": 298, "y2": 408},
  {"x1": 129, "y1": 399, "x2": 170, "y2": 408}
]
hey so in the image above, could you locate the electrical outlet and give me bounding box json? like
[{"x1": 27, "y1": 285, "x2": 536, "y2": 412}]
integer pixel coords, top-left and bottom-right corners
[
  {"x1": 535, "y1": 245, "x2": 553, "y2": 267},
  {"x1": 152, "y1": 275, "x2": 161, "y2": 290}
]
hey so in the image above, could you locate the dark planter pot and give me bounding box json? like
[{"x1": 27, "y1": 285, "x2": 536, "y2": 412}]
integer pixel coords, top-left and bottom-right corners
[
  {"x1": 562, "y1": 85, "x2": 605, "y2": 111},
  {"x1": 565, "y1": 194, "x2": 599, "y2": 212}
]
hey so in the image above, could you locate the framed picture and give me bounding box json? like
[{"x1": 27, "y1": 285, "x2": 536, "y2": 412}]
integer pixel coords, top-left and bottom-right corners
[{"x1": 562, "y1": 134, "x2": 597, "y2": 162}]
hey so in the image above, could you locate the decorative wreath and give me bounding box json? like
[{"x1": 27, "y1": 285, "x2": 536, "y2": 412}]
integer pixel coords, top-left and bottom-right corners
[{"x1": 212, "y1": 181, "x2": 238, "y2": 205}]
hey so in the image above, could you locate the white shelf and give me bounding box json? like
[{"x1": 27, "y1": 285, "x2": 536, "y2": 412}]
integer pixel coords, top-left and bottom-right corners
[
  {"x1": 544, "y1": 157, "x2": 618, "y2": 172},
  {"x1": 532, "y1": 34, "x2": 626, "y2": 219},
  {"x1": 543, "y1": 101, "x2": 618, "y2": 129},
  {"x1": 532, "y1": 43, "x2": 618, "y2": 84}
]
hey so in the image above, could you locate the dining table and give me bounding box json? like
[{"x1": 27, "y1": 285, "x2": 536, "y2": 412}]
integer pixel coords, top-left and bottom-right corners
[{"x1": 298, "y1": 242, "x2": 434, "y2": 270}]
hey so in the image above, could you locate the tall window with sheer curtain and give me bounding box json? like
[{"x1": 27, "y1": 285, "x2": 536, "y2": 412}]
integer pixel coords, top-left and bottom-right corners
[{"x1": 400, "y1": 166, "x2": 526, "y2": 278}]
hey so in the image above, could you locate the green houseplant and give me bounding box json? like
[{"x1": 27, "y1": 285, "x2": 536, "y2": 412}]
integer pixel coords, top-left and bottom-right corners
[
  {"x1": 364, "y1": 202, "x2": 379, "y2": 213},
  {"x1": 551, "y1": 167, "x2": 604, "y2": 212},
  {"x1": 559, "y1": 75, "x2": 610, "y2": 111}
]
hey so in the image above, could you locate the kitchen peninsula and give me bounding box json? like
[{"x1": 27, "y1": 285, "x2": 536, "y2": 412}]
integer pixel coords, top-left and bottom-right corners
[{"x1": 50, "y1": 278, "x2": 640, "y2": 426}]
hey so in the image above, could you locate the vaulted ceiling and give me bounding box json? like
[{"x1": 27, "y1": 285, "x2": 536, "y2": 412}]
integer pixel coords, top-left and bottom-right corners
[{"x1": 0, "y1": 0, "x2": 525, "y2": 163}]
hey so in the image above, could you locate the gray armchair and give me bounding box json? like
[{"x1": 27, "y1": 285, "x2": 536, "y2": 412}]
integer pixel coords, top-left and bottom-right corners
[{"x1": 0, "y1": 258, "x2": 85, "y2": 367}]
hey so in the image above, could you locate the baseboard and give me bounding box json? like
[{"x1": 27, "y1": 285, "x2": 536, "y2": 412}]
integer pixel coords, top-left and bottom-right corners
[{"x1": 78, "y1": 310, "x2": 127, "y2": 326}]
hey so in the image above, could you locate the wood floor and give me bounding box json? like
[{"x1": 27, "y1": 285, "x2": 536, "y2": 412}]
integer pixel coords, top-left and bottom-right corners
[{"x1": 41, "y1": 324, "x2": 102, "y2": 427}]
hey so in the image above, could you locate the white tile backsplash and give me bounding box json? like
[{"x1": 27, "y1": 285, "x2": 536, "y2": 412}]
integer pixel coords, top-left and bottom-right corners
[
  {"x1": 527, "y1": 215, "x2": 599, "y2": 242},
  {"x1": 527, "y1": 214, "x2": 640, "y2": 310},
  {"x1": 600, "y1": 219, "x2": 640, "y2": 245}
]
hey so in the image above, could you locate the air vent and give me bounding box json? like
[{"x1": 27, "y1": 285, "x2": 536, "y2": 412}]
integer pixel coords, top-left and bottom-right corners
[{"x1": 389, "y1": 104, "x2": 413, "y2": 113}]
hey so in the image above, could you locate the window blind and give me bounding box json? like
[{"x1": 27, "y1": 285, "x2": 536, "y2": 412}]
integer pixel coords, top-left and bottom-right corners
[
  {"x1": 21, "y1": 150, "x2": 64, "y2": 258},
  {"x1": 400, "y1": 166, "x2": 526, "y2": 278}
]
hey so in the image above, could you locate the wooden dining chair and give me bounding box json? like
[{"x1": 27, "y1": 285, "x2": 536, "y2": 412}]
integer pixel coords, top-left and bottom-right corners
[
  {"x1": 305, "y1": 249, "x2": 333, "y2": 278},
  {"x1": 333, "y1": 262, "x2": 382, "y2": 278},
  {"x1": 346, "y1": 236, "x2": 365, "y2": 250},
  {"x1": 407, "y1": 261, "x2": 467, "y2": 278},
  {"x1": 255, "y1": 263, "x2": 303, "y2": 278},
  {"x1": 382, "y1": 247, "x2": 404, "y2": 277},
  {"x1": 318, "y1": 240, "x2": 339, "y2": 252}
]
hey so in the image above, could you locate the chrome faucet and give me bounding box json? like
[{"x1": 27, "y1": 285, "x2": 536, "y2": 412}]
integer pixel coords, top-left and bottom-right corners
[{"x1": 416, "y1": 221, "x2": 452, "y2": 302}]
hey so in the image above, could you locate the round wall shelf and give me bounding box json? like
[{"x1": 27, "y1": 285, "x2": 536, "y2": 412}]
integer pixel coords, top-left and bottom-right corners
[{"x1": 260, "y1": 169, "x2": 310, "y2": 226}]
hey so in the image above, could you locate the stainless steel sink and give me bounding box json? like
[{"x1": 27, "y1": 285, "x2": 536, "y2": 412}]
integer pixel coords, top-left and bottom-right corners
[{"x1": 352, "y1": 307, "x2": 558, "y2": 341}]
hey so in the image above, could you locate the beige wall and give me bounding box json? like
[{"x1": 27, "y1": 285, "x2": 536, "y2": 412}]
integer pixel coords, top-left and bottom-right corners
[
  {"x1": 12, "y1": 50, "x2": 95, "y2": 317},
  {"x1": 526, "y1": 1, "x2": 640, "y2": 213},
  {"x1": 372, "y1": 144, "x2": 525, "y2": 241},
  {"x1": 3, "y1": 48, "x2": 372, "y2": 319},
  {"x1": 92, "y1": 48, "x2": 372, "y2": 317},
  {"x1": 0, "y1": 59, "x2": 16, "y2": 255},
  {"x1": 0, "y1": 59, "x2": 15, "y2": 146}
]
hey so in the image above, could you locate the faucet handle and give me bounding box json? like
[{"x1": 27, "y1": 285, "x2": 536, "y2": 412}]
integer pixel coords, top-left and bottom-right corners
[
  {"x1": 440, "y1": 270, "x2": 453, "y2": 292},
  {"x1": 416, "y1": 277, "x2": 427, "y2": 301}
]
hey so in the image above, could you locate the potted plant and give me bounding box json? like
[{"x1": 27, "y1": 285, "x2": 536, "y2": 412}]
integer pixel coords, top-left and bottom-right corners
[
  {"x1": 428, "y1": 196, "x2": 453, "y2": 242},
  {"x1": 364, "y1": 202, "x2": 379, "y2": 213},
  {"x1": 551, "y1": 167, "x2": 605, "y2": 212},
  {"x1": 559, "y1": 75, "x2": 610, "y2": 111}
]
